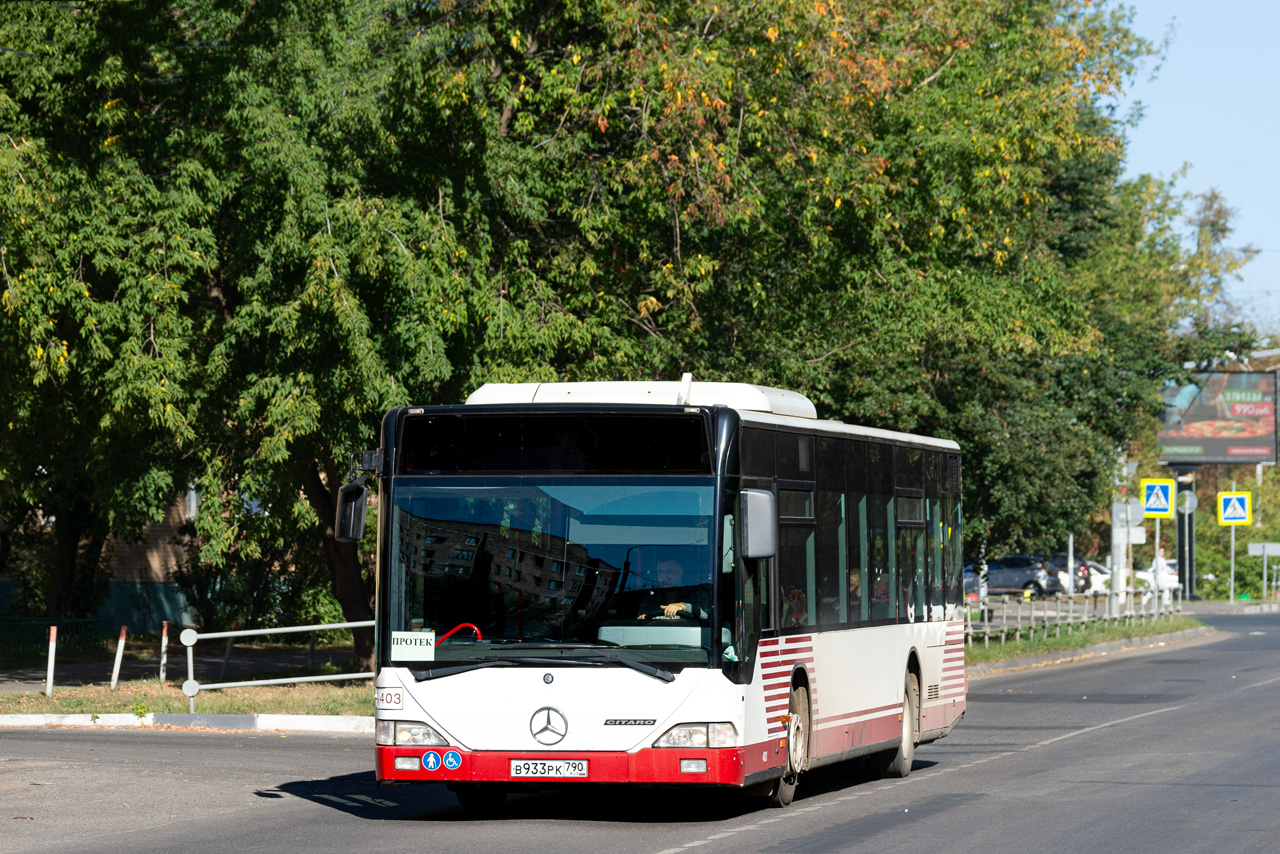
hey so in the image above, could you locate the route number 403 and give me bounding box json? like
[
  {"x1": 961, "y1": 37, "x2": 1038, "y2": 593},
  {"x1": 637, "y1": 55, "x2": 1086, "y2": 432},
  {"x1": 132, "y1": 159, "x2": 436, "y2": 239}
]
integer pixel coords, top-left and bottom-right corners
[{"x1": 375, "y1": 689, "x2": 404, "y2": 710}]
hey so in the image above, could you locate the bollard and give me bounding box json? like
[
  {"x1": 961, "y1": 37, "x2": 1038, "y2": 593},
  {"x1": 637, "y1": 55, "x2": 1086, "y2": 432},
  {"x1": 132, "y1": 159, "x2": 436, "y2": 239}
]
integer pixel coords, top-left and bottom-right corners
[
  {"x1": 45, "y1": 626, "x2": 57, "y2": 697},
  {"x1": 110, "y1": 625, "x2": 128, "y2": 690},
  {"x1": 160, "y1": 621, "x2": 169, "y2": 684},
  {"x1": 182, "y1": 628, "x2": 198, "y2": 714}
]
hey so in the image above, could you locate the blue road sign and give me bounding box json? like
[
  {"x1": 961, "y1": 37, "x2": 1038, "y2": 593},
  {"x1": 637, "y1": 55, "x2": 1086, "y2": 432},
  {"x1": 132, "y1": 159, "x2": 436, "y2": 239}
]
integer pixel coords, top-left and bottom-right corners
[
  {"x1": 1218, "y1": 492, "x2": 1253, "y2": 526},
  {"x1": 1141, "y1": 479, "x2": 1175, "y2": 519}
]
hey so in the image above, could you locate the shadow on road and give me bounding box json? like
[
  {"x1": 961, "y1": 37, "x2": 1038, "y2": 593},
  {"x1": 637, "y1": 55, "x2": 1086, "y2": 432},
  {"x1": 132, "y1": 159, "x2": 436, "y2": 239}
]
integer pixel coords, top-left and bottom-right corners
[{"x1": 266, "y1": 757, "x2": 927, "y2": 823}]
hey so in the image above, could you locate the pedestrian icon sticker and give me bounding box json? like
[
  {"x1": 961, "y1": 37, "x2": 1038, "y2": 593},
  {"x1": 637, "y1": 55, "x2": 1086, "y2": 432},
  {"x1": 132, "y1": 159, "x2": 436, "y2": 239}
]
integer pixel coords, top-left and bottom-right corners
[
  {"x1": 1218, "y1": 492, "x2": 1253, "y2": 526},
  {"x1": 443, "y1": 750, "x2": 462, "y2": 770},
  {"x1": 1141, "y1": 479, "x2": 1176, "y2": 519},
  {"x1": 422, "y1": 751, "x2": 442, "y2": 771}
]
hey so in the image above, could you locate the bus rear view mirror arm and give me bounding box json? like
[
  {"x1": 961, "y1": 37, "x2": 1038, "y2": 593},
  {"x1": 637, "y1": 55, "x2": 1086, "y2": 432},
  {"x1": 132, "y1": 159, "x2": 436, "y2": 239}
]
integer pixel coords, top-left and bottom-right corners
[{"x1": 740, "y1": 489, "x2": 777, "y2": 559}]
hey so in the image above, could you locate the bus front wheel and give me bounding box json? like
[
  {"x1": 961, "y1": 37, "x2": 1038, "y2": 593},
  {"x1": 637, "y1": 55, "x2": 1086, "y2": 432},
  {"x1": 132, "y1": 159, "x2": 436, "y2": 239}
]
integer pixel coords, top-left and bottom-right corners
[
  {"x1": 882, "y1": 672, "x2": 918, "y2": 779},
  {"x1": 770, "y1": 684, "x2": 809, "y2": 807}
]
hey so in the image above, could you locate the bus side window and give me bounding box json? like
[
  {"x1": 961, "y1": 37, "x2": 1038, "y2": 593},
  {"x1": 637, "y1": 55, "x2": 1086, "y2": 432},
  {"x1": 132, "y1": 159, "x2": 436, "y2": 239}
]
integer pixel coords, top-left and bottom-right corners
[
  {"x1": 779, "y1": 526, "x2": 816, "y2": 628},
  {"x1": 815, "y1": 437, "x2": 847, "y2": 626},
  {"x1": 866, "y1": 443, "x2": 894, "y2": 620},
  {"x1": 847, "y1": 440, "x2": 869, "y2": 623},
  {"x1": 945, "y1": 454, "x2": 963, "y2": 612},
  {"x1": 735, "y1": 556, "x2": 770, "y2": 682},
  {"x1": 925, "y1": 451, "x2": 944, "y2": 620}
]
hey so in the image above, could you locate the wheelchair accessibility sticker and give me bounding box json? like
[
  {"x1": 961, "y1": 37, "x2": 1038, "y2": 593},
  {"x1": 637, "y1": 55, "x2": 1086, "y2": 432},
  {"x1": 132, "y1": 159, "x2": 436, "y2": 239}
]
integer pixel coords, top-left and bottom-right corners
[{"x1": 443, "y1": 750, "x2": 462, "y2": 770}]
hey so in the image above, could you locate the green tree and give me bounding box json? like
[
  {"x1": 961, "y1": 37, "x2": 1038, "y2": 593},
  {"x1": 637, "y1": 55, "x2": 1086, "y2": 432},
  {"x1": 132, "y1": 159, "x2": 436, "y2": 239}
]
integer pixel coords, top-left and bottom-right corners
[{"x1": 0, "y1": 0, "x2": 1257, "y2": 647}]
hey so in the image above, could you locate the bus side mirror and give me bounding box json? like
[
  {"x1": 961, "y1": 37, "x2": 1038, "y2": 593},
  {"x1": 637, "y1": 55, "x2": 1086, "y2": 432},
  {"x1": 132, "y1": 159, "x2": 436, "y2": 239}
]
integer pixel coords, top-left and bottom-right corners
[
  {"x1": 740, "y1": 489, "x2": 777, "y2": 559},
  {"x1": 335, "y1": 482, "x2": 368, "y2": 543}
]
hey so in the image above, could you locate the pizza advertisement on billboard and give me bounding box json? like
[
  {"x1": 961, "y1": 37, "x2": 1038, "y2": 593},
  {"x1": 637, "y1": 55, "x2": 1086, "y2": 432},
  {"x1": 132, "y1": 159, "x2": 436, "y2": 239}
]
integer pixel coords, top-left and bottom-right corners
[{"x1": 1157, "y1": 371, "x2": 1277, "y2": 465}]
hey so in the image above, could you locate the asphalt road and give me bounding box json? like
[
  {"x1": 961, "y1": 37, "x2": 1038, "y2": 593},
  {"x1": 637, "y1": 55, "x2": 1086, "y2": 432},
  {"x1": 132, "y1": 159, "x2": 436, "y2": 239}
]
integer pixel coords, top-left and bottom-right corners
[{"x1": 3, "y1": 612, "x2": 1278, "y2": 854}]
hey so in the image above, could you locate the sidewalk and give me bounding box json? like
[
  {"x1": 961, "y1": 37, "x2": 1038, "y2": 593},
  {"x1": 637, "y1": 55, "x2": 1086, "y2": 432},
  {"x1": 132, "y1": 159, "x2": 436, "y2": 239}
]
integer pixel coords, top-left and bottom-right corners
[{"x1": 1175, "y1": 599, "x2": 1279, "y2": 616}]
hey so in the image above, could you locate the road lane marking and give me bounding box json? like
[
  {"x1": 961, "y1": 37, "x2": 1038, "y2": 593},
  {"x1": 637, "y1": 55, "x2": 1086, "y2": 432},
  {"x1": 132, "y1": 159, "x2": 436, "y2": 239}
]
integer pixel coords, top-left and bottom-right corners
[
  {"x1": 314, "y1": 795, "x2": 361, "y2": 807},
  {"x1": 1030, "y1": 704, "x2": 1187, "y2": 748},
  {"x1": 1242, "y1": 674, "x2": 1280, "y2": 690},
  {"x1": 649, "y1": 673, "x2": 1280, "y2": 853},
  {"x1": 350, "y1": 795, "x2": 397, "y2": 807}
]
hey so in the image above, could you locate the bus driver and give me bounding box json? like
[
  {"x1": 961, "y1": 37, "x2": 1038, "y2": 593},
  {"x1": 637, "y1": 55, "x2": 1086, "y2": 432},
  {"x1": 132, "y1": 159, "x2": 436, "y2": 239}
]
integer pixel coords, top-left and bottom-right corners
[{"x1": 637, "y1": 557, "x2": 710, "y2": 621}]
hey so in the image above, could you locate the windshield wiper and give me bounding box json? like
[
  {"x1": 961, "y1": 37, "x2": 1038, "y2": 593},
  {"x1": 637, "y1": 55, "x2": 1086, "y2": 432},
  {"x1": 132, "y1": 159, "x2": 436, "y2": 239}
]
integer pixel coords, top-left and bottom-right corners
[
  {"x1": 412, "y1": 657, "x2": 605, "y2": 681},
  {"x1": 573, "y1": 646, "x2": 675, "y2": 683},
  {"x1": 411, "y1": 660, "x2": 515, "y2": 681},
  {"x1": 487, "y1": 642, "x2": 620, "y2": 650}
]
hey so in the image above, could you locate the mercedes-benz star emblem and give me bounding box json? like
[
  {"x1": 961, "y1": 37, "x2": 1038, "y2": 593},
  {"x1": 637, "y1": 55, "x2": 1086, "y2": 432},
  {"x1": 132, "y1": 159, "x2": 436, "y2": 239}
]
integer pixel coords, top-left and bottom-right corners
[{"x1": 530, "y1": 707, "x2": 568, "y2": 745}]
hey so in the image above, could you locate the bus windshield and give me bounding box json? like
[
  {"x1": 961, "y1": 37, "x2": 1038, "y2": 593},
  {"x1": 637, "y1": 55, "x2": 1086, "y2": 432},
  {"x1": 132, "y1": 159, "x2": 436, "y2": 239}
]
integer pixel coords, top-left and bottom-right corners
[{"x1": 385, "y1": 477, "x2": 718, "y2": 675}]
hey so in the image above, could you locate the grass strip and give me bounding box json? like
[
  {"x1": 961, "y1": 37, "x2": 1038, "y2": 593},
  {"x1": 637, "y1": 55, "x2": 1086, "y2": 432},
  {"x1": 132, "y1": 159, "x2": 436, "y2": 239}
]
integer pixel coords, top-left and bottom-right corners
[
  {"x1": 964, "y1": 616, "x2": 1204, "y2": 666},
  {"x1": 0, "y1": 675, "x2": 373, "y2": 716}
]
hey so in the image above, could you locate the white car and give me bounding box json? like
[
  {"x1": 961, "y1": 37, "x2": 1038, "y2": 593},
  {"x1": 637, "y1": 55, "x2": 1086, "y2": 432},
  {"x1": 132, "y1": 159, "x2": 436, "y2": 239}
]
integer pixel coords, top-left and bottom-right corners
[
  {"x1": 1081, "y1": 561, "x2": 1111, "y2": 594},
  {"x1": 1082, "y1": 561, "x2": 1180, "y2": 595}
]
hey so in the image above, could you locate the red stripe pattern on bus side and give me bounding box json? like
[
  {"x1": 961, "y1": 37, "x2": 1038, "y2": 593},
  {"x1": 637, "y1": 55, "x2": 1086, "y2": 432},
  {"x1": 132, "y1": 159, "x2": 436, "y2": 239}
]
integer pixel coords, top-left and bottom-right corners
[
  {"x1": 940, "y1": 620, "x2": 966, "y2": 699},
  {"x1": 759, "y1": 634, "x2": 815, "y2": 736}
]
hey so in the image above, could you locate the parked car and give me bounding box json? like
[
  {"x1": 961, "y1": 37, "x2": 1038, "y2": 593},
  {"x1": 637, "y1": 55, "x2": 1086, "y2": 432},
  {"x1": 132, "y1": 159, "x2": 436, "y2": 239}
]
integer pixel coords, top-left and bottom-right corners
[
  {"x1": 1135, "y1": 563, "x2": 1182, "y2": 592},
  {"x1": 1049, "y1": 552, "x2": 1091, "y2": 593},
  {"x1": 981, "y1": 554, "x2": 1065, "y2": 597},
  {"x1": 1081, "y1": 561, "x2": 1110, "y2": 594}
]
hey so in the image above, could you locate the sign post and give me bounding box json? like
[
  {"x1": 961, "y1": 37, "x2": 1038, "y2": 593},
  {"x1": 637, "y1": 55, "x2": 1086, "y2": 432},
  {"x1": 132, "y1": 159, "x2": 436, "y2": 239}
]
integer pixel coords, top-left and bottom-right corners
[
  {"x1": 1174, "y1": 471, "x2": 1198, "y2": 596},
  {"x1": 1219, "y1": 486, "x2": 1253, "y2": 601},
  {"x1": 1143, "y1": 478, "x2": 1175, "y2": 578},
  {"x1": 1111, "y1": 496, "x2": 1144, "y2": 616},
  {"x1": 1248, "y1": 543, "x2": 1280, "y2": 602}
]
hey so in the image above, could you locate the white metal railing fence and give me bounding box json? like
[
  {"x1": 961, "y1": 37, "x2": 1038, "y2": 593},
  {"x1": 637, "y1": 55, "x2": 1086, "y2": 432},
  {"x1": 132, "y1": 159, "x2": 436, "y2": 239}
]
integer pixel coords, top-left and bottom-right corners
[
  {"x1": 180, "y1": 621, "x2": 375, "y2": 713},
  {"x1": 964, "y1": 587, "x2": 1183, "y2": 649}
]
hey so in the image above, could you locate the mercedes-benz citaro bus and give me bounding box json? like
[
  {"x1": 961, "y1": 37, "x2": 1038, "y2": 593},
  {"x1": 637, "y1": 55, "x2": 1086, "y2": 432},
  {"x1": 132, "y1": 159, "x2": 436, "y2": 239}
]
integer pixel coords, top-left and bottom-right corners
[{"x1": 335, "y1": 377, "x2": 966, "y2": 810}]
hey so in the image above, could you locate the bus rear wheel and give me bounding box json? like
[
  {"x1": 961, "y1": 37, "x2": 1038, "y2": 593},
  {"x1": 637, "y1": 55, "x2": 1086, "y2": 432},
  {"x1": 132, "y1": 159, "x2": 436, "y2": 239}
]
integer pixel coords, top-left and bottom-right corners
[
  {"x1": 770, "y1": 684, "x2": 809, "y2": 807},
  {"x1": 882, "y1": 672, "x2": 918, "y2": 779}
]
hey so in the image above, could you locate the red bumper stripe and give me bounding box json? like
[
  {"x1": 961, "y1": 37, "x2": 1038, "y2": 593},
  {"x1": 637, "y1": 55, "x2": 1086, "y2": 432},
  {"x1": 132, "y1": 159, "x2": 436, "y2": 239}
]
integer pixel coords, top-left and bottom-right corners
[{"x1": 375, "y1": 743, "x2": 788, "y2": 786}]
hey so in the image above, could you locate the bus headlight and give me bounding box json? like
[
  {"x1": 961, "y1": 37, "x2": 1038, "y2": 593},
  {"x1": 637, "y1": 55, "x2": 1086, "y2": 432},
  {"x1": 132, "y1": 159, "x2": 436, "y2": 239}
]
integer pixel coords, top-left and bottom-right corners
[
  {"x1": 376, "y1": 720, "x2": 448, "y2": 747},
  {"x1": 653, "y1": 722, "x2": 738, "y2": 748}
]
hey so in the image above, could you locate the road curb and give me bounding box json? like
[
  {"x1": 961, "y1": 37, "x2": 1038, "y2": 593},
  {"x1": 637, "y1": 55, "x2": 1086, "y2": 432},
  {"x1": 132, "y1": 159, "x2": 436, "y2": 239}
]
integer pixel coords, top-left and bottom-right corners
[
  {"x1": 964, "y1": 625, "x2": 1215, "y2": 676},
  {"x1": 0, "y1": 712, "x2": 374, "y2": 734}
]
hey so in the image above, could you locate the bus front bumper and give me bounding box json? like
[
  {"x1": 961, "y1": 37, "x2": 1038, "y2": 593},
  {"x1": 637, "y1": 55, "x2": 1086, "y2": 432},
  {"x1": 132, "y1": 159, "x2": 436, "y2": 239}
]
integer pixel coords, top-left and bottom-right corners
[{"x1": 375, "y1": 745, "x2": 751, "y2": 786}]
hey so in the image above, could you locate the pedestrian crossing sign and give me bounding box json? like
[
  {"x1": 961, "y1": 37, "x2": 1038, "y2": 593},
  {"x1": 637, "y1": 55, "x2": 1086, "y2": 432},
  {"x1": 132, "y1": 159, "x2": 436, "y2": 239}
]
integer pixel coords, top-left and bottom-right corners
[
  {"x1": 1141, "y1": 479, "x2": 1176, "y2": 519},
  {"x1": 1218, "y1": 492, "x2": 1253, "y2": 526}
]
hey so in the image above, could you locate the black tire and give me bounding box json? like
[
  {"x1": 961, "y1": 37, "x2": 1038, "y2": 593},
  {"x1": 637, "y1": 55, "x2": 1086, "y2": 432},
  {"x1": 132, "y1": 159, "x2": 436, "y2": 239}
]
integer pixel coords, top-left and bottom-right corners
[
  {"x1": 883, "y1": 673, "x2": 918, "y2": 778},
  {"x1": 452, "y1": 783, "x2": 507, "y2": 813},
  {"x1": 769, "y1": 684, "x2": 809, "y2": 807}
]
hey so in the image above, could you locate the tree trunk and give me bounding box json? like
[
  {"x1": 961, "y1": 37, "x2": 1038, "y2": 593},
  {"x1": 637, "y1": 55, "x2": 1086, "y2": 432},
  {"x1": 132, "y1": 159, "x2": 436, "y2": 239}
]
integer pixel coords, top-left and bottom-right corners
[
  {"x1": 47, "y1": 502, "x2": 87, "y2": 619},
  {"x1": 0, "y1": 510, "x2": 15, "y2": 579},
  {"x1": 300, "y1": 458, "x2": 375, "y2": 671}
]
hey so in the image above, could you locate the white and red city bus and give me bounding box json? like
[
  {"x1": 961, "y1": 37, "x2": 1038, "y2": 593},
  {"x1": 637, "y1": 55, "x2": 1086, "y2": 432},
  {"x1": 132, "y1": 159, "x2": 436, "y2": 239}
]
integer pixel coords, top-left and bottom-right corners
[{"x1": 337, "y1": 379, "x2": 966, "y2": 808}]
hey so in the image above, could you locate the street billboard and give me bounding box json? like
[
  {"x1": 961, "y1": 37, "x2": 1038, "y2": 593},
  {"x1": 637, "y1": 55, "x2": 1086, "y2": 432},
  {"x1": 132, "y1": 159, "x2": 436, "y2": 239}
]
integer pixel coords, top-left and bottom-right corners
[{"x1": 1157, "y1": 371, "x2": 1277, "y2": 465}]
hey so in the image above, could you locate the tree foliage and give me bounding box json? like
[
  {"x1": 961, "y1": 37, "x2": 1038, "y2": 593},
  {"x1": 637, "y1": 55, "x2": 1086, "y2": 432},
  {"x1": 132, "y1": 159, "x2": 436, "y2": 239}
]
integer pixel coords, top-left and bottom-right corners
[{"x1": 0, "y1": 0, "x2": 1257, "y2": 649}]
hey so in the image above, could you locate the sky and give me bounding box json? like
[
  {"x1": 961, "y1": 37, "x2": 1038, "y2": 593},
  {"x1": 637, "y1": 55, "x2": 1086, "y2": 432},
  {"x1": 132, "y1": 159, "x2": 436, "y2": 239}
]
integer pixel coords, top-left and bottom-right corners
[{"x1": 1117, "y1": 0, "x2": 1279, "y2": 340}]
